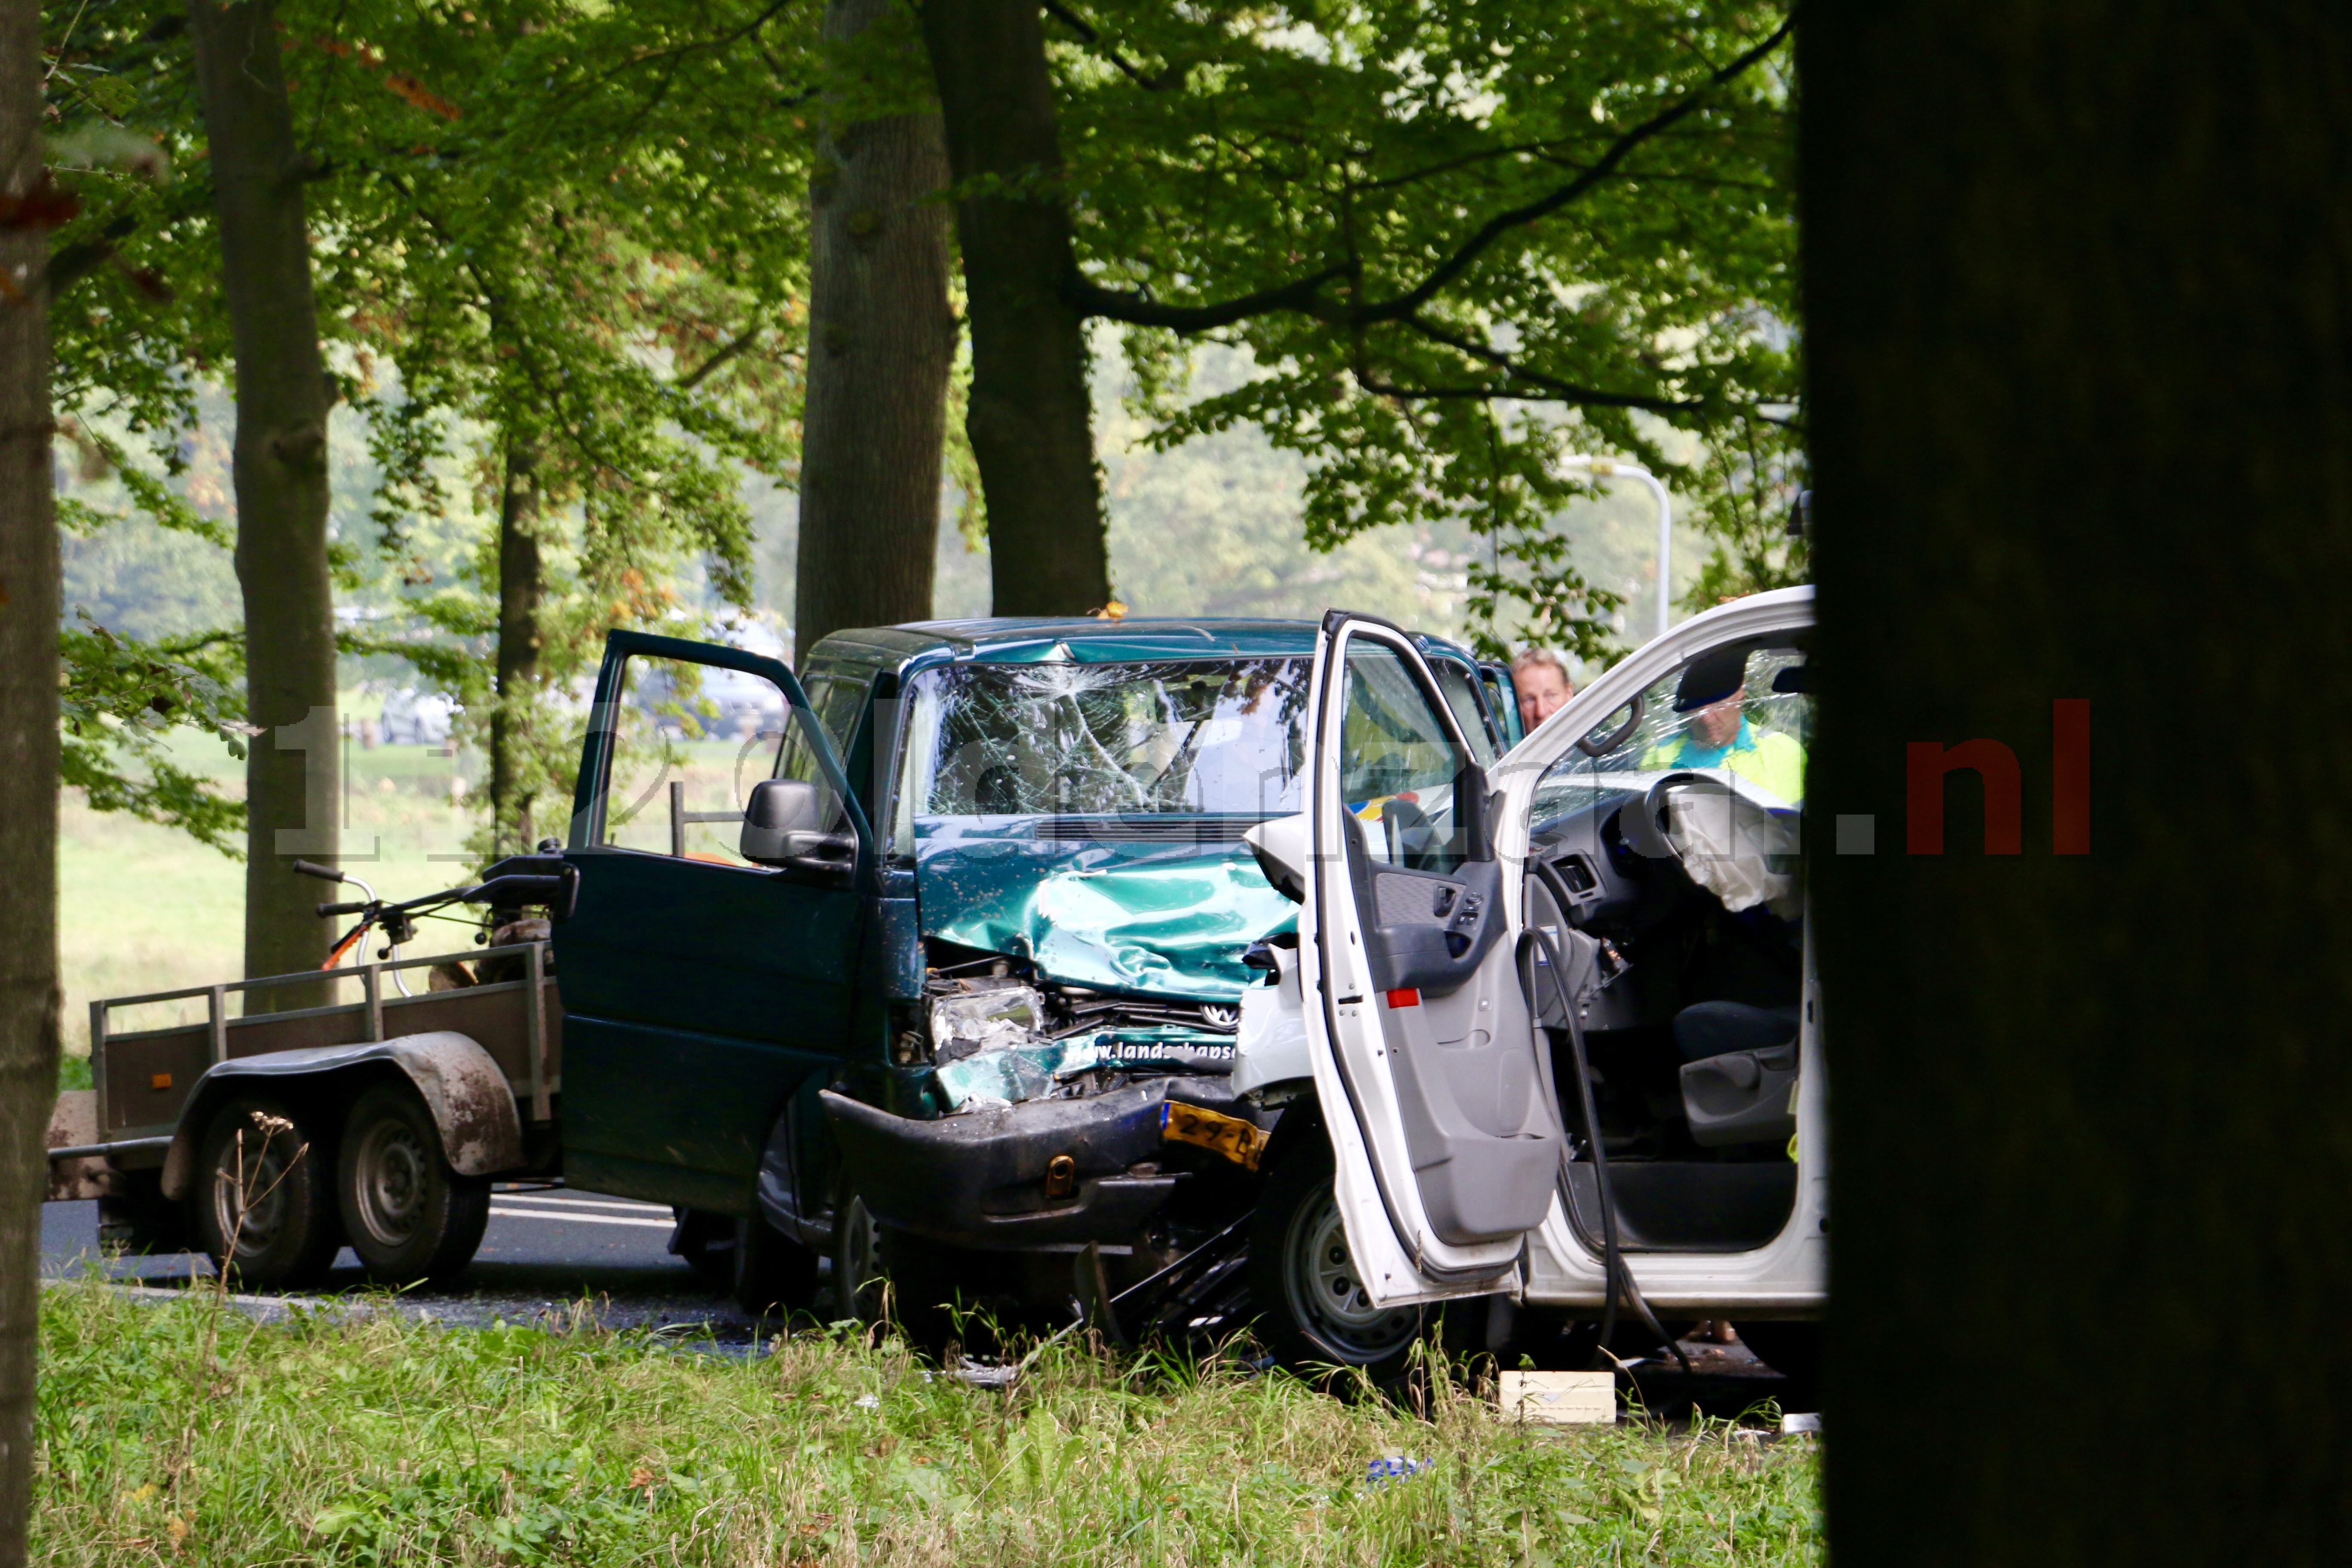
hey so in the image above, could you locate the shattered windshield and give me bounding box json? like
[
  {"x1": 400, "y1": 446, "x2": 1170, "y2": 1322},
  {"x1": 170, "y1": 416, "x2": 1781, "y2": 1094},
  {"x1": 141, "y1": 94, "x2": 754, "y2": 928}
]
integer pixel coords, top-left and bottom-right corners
[{"x1": 910, "y1": 658, "x2": 1311, "y2": 821}]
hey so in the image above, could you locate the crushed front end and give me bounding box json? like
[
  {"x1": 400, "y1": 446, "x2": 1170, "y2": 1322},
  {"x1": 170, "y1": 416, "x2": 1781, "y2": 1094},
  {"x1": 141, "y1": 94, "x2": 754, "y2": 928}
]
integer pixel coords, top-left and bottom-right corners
[
  {"x1": 823, "y1": 651, "x2": 1308, "y2": 1259},
  {"x1": 825, "y1": 950, "x2": 1271, "y2": 1250}
]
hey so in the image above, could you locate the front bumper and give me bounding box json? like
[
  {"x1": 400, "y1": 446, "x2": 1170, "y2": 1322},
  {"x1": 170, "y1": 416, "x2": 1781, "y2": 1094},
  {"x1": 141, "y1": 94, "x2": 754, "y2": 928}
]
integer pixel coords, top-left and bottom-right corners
[{"x1": 821, "y1": 1076, "x2": 1250, "y2": 1248}]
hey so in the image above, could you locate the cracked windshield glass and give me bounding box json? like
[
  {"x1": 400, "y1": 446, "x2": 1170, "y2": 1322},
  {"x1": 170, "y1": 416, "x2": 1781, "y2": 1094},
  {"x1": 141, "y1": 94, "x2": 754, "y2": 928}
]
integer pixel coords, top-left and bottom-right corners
[{"x1": 907, "y1": 658, "x2": 1311, "y2": 829}]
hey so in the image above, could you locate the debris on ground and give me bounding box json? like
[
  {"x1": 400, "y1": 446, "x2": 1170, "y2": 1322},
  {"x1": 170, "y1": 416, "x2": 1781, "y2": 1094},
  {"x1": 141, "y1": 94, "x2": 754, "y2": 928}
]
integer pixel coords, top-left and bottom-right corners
[
  {"x1": 1365, "y1": 1455, "x2": 1435, "y2": 1486},
  {"x1": 1498, "y1": 1369, "x2": 1617, "y2": 1425}
]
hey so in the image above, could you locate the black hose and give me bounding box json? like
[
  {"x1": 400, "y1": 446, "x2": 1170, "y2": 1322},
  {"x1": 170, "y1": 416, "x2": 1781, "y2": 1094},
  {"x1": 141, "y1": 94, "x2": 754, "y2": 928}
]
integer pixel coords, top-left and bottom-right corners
[
  {"x1": 1520, "y1": 931, "x2": 1620, "y2": 1362},
  {"x1": 1529, "y1": 856, "x2": 1691, "y2": 1376}
]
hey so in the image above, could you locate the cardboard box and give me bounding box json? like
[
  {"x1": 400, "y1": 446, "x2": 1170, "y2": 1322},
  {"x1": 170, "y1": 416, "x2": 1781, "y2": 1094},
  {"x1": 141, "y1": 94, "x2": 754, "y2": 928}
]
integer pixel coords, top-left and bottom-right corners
[{"x1": 1497, "y1": 1370, "x2": 1617, "y2": 1425}]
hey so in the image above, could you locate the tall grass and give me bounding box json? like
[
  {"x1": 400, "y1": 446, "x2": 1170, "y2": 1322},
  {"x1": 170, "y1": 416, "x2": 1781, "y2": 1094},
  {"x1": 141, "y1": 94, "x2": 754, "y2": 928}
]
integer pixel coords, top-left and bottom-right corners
[{"x1": 35, "y1": 1283, "x2": 1821, "y2": 1566}]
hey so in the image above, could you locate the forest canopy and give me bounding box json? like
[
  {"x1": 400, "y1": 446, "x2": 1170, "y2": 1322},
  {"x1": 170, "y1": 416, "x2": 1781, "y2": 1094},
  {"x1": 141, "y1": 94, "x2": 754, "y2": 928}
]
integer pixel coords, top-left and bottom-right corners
[{"x1": 36, "y1": 0, "x2": 1804, "y2": 853}]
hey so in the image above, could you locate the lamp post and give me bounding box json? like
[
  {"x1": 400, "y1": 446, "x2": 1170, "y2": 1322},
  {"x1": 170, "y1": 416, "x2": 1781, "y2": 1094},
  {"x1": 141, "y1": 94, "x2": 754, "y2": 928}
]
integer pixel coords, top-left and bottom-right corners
[{"x1": 1563, "y1": 454, "x2": 1674, "y2": 640}]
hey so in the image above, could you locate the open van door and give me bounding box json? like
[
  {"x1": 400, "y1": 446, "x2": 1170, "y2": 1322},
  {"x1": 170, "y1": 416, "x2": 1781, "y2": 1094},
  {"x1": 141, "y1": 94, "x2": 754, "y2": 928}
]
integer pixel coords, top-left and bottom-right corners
[
  {"x1": 1297, "y1": 611, "x2": 1566, "y2": 1307},
  {"x1": 555, "y1": 631, "x2": 875, "y2": 1212}
]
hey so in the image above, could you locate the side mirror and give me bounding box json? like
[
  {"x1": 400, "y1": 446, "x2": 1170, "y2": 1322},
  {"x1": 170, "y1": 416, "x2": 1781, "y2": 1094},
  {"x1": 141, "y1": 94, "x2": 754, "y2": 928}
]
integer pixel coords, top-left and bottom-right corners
[
  {"x1": 741, "y1": 778, "x2": 852, "y2": 872},
  {"x1": 1244, "y1": 813, "x2": 1310, "y2": 903}
]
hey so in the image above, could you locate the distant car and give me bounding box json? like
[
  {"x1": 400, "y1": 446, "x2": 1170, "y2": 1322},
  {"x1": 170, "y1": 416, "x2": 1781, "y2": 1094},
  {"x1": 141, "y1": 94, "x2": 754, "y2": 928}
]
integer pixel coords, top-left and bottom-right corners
[
  {"x1": 380, "y1": 689, "x2": 459, "y2": 746},
  {"x1": 634, "y1": 662, "x2": 787, "y2": 743}
]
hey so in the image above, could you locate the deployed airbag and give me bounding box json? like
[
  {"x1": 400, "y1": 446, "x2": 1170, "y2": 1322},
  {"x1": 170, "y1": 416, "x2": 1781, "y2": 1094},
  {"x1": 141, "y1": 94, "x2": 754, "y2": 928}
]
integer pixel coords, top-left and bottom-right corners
[{"x1": 1662, "y1": 785, "x2": 1802, "y2": 919}]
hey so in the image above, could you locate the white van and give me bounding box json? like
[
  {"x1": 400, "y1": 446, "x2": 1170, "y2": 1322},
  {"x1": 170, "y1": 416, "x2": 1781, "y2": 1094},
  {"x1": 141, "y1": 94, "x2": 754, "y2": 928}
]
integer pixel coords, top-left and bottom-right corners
[{"x1": 1234, "y1": 588, "x2": 1822, "y2": 1384}]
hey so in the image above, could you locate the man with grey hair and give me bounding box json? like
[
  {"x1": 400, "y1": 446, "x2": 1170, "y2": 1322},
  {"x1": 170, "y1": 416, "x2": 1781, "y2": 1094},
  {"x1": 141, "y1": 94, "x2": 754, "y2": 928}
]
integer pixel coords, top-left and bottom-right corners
[{"x1": 1510, "y1": 646, "x2": 1574, "y2": 733}]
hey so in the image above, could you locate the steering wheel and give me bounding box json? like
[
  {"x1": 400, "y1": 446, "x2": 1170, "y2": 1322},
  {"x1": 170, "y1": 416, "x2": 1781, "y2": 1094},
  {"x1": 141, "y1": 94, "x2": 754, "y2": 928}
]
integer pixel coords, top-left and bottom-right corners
[{"x1": 1612, "y1": 770, "x2": 1715, "y2": 874}]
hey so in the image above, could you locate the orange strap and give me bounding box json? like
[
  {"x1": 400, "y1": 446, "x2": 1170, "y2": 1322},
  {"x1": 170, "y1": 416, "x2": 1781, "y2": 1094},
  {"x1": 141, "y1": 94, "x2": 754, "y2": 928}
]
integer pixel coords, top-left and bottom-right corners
[{"x1": 321, "y1": 923, "x2": 370, "y2": 970}]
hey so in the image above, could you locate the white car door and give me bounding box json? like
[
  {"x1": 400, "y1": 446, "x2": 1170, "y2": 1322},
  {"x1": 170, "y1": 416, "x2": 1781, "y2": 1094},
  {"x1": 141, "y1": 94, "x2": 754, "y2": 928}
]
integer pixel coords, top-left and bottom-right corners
[
  {"x1": 1302, "y1": 590, "x2": 1828, "y2": 1319},
  {"x1": 1298, "y1": 612, "x2": 1568, "y2": 1308},
  {"x1": 1495, "y1": 587, "x2": 1826, "y2": 1317}
]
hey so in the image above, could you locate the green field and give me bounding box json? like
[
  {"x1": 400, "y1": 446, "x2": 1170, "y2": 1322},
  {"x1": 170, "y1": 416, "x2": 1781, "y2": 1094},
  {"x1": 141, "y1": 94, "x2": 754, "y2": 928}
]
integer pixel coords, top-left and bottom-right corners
[
  {"x1": 59, "y1": 732, "x2": 495, "y2": 1056},
  {"x1": 34, "y1": 1284, "x2": 1823, "y2": 1567}
]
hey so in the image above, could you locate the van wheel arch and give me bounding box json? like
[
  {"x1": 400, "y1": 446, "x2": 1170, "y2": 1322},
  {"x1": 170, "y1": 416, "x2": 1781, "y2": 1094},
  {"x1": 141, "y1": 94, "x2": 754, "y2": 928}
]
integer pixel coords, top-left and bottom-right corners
[{"x1": 1252, "y1": 1091, "x2": 1326, "y2": 1179}]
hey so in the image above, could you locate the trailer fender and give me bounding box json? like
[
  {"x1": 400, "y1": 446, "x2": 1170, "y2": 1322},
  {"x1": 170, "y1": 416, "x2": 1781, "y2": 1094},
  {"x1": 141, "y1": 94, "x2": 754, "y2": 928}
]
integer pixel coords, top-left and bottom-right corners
[{"x1": 159, "y1": 1032, "x2": 524, "y2": 1200}]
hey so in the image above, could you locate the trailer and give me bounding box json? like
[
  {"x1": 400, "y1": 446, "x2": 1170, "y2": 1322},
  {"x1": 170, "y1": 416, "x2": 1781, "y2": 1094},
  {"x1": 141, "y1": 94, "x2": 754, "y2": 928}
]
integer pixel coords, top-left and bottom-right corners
[{"x1": 47, "y1": 936, "x2": 561, "y2": 1288}]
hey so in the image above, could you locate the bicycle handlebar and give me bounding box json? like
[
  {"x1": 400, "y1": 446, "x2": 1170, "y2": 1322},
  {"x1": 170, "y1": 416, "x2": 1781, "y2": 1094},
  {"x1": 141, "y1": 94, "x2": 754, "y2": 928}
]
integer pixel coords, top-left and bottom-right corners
[
  {"x1": 303, "y1": 866, "x2": 574, "y2": 923},
  {"x1": 462, "y1": 873, "x2": 568, "y2": 905}
]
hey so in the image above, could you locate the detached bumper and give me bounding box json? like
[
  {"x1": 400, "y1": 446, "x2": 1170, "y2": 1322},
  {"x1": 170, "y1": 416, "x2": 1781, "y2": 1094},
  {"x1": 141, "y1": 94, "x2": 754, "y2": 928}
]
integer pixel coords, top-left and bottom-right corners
[{"x1": 820, "y1": 1078, "x2": 1247, "y2": 1248}]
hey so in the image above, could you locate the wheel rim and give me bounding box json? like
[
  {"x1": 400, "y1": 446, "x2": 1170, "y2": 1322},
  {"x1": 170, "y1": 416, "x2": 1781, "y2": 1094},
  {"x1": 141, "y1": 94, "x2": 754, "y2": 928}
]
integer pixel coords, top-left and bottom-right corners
[
  {"x1": 350, "y1": 1116, "x2": 435, "y2": 1249},
  {"x1": 1282, "y1": 1180, "x2": 1421, "y2": 1364},
  {"x1": 838, "y1": 1194, "x2": 884, "y2": 1320},
  {"x1": 212, "y1": 1137, "x2": 291, "y2": 1261}
]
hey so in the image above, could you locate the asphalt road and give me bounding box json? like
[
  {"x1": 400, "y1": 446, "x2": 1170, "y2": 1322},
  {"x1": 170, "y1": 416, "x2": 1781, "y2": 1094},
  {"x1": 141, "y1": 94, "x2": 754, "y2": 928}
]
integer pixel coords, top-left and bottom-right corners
[{"x1": 40, "y1": 1184, "x2": 766, "y2": 1339}]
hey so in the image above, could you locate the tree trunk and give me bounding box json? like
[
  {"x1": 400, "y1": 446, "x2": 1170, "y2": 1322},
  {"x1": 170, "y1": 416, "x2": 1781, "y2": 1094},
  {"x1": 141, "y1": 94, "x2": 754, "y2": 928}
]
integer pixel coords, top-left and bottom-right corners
[
  {"x1": 189, "y1": 0, "x2": 337, "y2": 992},
  {"x1": 920, "y1": 0, "x2": 1109, "y2": 616},
  {"x1": 490, "y1": 438, "x2": 542, "y2": 851},
  {"x1": 0, "y1": 1, "x2": 60, "y2": 1558},
  {"x1": 796, "y1": 0, "x2": 956, "y2": 661},
  {"x1": 1804, "y1": 2, "x2": 2352, "y2": 1560}
]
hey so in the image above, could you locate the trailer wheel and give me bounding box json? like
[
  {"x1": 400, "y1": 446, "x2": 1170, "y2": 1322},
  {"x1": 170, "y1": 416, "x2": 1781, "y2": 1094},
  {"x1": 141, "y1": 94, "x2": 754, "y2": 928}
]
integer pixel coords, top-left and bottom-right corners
[
  {"x1": 336, "y1": 1081, "x2": 489, "y2": 1284},
  {"x1": 191, "y1": 1095, "x2": 342, "y2": 1289},
  {"x1": 1247, "y1": 1135, "x2": 1423, "y2": 1379}
]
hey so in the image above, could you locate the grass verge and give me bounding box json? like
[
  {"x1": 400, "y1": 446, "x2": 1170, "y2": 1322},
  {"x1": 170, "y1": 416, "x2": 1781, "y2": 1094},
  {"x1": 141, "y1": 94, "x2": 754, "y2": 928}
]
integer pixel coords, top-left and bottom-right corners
[{"x1": 36, "y1": 1283, "x2": 1821, "y2": 1566}]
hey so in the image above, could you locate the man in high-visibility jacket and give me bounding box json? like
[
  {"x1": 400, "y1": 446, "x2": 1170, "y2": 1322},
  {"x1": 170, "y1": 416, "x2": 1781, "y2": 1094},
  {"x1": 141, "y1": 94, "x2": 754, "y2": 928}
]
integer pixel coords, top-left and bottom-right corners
[{"x1": 1640, "y1": 686, "x2": 1807, "y2": 805}]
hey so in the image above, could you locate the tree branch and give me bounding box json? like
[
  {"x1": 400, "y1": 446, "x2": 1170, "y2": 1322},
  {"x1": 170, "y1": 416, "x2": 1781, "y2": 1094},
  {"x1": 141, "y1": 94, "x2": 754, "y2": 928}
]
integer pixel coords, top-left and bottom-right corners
[
  {"x1": 1071, "y1": 263, "x2": 1352, "y2": 332},
  {"x1": 1392, "y1": 312, "x2": 1707, "y2": 411},
  {"x1": 673, "y1": 321, "x2": 766, "y2": 390},
  {"x1": 1356, "y1": 136, "x2": 1591, "y2": 194},
  {"x1": 44, "y1": 214, "x2": 138, "y2": 296},
  {"x1": 594, "y1": 0, "x2": 798, "y2": 85},
  {"x1": 1070, "y1": 14, "x2": 1794, "y2": 334},
  {"x1": 1040, "y1": 0, "x2": 1187, "y2": 92}
]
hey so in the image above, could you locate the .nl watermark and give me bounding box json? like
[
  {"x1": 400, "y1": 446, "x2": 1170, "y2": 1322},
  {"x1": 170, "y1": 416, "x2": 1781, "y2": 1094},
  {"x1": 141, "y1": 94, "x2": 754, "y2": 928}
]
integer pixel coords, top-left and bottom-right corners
[{"x1": 1841, "y1": 698, "x2": 2089, "y2": 856}]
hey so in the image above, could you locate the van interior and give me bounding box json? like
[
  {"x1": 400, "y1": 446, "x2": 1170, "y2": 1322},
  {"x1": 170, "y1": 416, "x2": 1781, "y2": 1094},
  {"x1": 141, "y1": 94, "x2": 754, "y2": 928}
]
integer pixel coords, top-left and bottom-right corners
[{"x1": 1522, "y1": 642, "x2": 1810, "y2": 1254}]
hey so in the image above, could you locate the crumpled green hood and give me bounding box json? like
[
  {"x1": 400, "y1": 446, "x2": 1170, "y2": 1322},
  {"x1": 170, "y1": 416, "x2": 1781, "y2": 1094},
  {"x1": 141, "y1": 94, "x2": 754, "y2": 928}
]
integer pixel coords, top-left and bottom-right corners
[{"x1": 914, "y1": 821, "x2": 1297, "y2": 999}]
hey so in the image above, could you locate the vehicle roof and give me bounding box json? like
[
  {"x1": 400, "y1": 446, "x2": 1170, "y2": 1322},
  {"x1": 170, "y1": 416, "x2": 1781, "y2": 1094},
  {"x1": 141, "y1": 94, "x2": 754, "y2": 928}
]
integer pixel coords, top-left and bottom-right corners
[{"x1": 808, "y1": 616, "x2": 1482, "y2": 678}]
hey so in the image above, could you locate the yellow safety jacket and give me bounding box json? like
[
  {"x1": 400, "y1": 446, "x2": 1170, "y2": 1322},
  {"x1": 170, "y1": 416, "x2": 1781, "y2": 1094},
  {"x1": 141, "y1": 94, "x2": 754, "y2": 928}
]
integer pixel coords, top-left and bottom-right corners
[{"x1": 1639, "y1": 721, "x2": 1807, "y2": 805}]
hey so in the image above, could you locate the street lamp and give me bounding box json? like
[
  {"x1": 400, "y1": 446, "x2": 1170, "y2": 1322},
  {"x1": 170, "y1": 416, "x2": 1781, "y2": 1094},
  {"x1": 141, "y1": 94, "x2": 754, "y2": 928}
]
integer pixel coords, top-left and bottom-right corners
[{"x1": 1562, "y1": 454, "x2": 1674, "y2": 640}]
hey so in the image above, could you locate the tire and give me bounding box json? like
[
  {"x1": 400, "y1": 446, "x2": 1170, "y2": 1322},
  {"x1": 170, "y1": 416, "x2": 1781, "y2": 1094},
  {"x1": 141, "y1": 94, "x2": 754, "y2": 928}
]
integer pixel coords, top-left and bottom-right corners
[
  {"x1": 190, "y1": 1094, "x2": 342, "y2": 1289},
  {"x1": 733, "y1": 1211, "x2": 820, "y2": 1318},
  {"x1": 827, "y1": 1185, "x2": 976, "y2": 1351},
  {"x1": 1247, "y1": 1135, "x2": 1424, "y2": 1380},
  {"x1": 1735, "y1": 1320, "x2": 1823, "y2": 1411},
  {"x1": 336, "y1": 1081, "x2": 490, "y2": 1284},
  {"x1": 830, "y1": 1186, "x2": 888, "y2": 1324}
]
